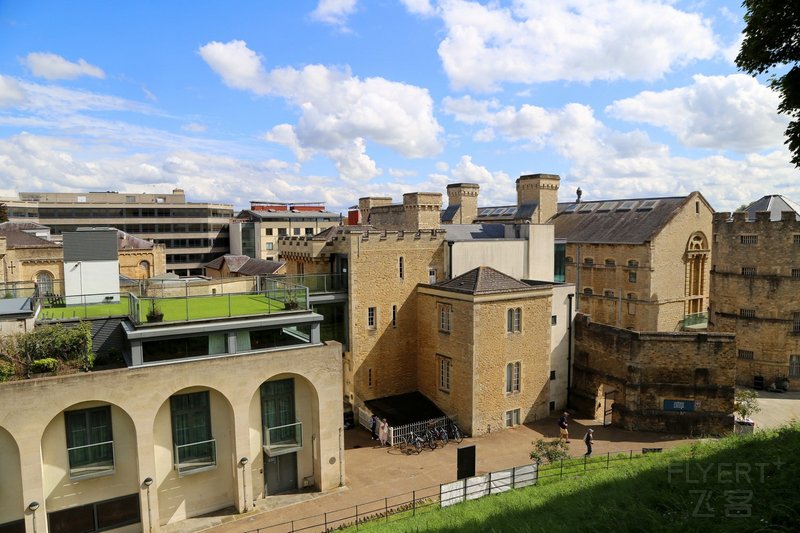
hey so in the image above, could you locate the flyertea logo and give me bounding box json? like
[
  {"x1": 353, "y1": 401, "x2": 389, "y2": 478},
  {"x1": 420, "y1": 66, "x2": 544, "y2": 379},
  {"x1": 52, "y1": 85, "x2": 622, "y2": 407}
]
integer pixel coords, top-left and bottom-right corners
[{"x1": 667, "y1": 459, "x2": 784, "y2": 518}]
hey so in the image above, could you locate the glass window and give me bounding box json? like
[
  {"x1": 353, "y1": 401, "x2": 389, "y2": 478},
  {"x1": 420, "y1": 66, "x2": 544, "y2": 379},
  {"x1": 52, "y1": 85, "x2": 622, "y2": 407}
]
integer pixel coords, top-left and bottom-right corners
[
  {"x1": 266, "y1": 242, "x2": 274, "y2": 250},
  {"x1": 65, "y1": 406, "x2": 114, "y2": 478},
  {"x1": 392, "y1": 305, "x2": 397, "y2": 327},
  {"x1": 438, "y1": 356, "x2": 451, "y2": 391},
  {"x1": 399, "y1": 256, "x2": 404, "y2": 279},
  {"x1": 439, "y1": 303, "x2": 452, "y2": 333},
  {"x1": 368, "y1": 307, "x2": 376, "y2": 329},
  {"x1": 266, "y1": 228, "x2": 274, "y2": 236},
  {"x1": 506, "y1": 362, "x2": 520, "y2": 393},
  {"x1": 278, "y1": 228, "x2": 287, "y2": 236},
  {"x1": 790, "y1": 355, "x2": 800, "y2": 378},
  {"x1": 261, "y1": 379, "x2": 296, "y2": 444},
  {"x1": 293, "y1": 228, "x2": 301, "y2": 235},
  {"x1": 507, "y1": 308, "x2": 521, "y2": 332},
  {"x1": 629, "y1": 271, "x2": 637, "y2": 283},
  {"x1": 794, "y1": 312, "x2": 800, "y2": 333},
  {"x1": 505, "y1": 409, "x2": 520, "y2": 427},
  {"x1": 36, "y1": 271, "x2": 54, "y2": 295},
  {"x1": 171, "y1": 391, "x2": 215, "y2": 474}
]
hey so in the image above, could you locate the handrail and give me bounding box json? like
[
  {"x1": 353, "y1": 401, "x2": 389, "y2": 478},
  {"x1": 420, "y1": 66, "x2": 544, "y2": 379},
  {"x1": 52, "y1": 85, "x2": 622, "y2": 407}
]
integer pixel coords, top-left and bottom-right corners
[{"x1": 67, "y1": 439, "x2": 114, "y2": 453}]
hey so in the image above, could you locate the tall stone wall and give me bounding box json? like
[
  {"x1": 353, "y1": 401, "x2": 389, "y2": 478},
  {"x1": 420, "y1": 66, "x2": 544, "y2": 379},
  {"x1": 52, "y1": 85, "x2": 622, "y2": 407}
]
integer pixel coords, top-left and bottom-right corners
[
  {"x1": 572, "y1": 314, "x2": 735, "y2": 435},
  {"x1": 710, "y1": 211, "x2": 800, "y2": 390}
]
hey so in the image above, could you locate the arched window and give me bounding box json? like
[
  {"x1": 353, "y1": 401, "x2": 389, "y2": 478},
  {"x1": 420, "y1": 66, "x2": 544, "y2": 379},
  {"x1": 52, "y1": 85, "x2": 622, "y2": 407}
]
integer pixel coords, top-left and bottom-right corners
[
  {"x1": 506, "y1": 362, "x2": 521, "y2": 393},
  {"x1": 685, "y1": 232, "x2": 709, "y2": 315},
  {"x1": 506, "y1": 308, "x2": 521, "y2": 332},
  {"x1": 36, "y1": 271, "x2": 54, "y2": 295},
  {"x1": 139, "y1": 260, "x2": 150, "y2": 272}
]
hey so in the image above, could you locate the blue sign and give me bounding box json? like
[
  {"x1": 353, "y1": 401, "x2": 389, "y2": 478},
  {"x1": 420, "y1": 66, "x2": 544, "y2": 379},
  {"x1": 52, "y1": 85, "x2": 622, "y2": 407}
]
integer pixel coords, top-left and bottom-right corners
[{"x1": 663, "y1": 399, "x2": 695, "y2": 412}]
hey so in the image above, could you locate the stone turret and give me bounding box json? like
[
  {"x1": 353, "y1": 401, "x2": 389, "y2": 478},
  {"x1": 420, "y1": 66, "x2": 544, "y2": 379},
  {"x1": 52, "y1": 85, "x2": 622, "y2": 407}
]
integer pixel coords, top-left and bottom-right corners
[
  {"x1": 358, "y1": 197, "x2": 392, "y2": 225},
  {"x1": 403, "y1": 192, "x2": 442, "y2": 230},
  {"x1": 445, "y1": 183, "x2": 480, "y2": 224},
  {"x1": 516, "y1": 174, "x2": 560, "y2": 223}
]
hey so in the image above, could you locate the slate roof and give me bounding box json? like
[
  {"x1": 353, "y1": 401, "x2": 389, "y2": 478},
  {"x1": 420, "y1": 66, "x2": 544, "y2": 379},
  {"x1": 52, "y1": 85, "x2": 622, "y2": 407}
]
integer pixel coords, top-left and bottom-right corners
[
  {"x1": 203, "y1": 254, "x2": 284, "y2": 276},
  {"x1": 549, "y1": 195, "x2": 694, "y2": 244},
  {"x1": 0, "y1": 221, "x2": 50, "y2": 231},
  {"x1": 435, "y1": 266, "x2": 532, "y2": 295},
  {"x1": 116, "y1": 230, "x2": 155, "y2": 250},
  {"x1": 444, "y1": 224, "x2": 508, "y2": 241},
  {"x1": 440, "y1": 204, "x2": 460, "y2": 223},
  {"x1": 0, "y1": 228, "x2": 60, "y2": 248},
  {"x1": 744, "y1": 195, "x2": 800, "y2": 221}
]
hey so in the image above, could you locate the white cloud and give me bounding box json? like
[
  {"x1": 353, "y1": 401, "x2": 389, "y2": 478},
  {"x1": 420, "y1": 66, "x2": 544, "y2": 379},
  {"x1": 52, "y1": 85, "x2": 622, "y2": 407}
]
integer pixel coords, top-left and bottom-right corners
[
  {"x1": 23, "y1": 52, "x2": 105, "y2": 80},
  {"x1": 606, "y1": 74, "x2": 787, "y2": 152},
  {"x1": 200, "y1": 40, "x2": 442, "y2": 181},
  {"x1": 310, "y1": 0, "x2": 358, "y2": 28},
  {"x1": 436, "y1": 0, "x2": 718, "y2": 91},
  {"x1": 388, "y1": 167, "x2": 417, "y2": 178},
  {"x1": 400, "y1": 0, "x2": 436, "y2": 17},
  {"x1": 182, "y1": 122, "x2": 207, "y2": 133},
  {"x1": 435, "y1": 161, "x2": 449, "y2": 172},
  {"x1": 0, "y1": 75, "x2": 26, "y2": 108}
]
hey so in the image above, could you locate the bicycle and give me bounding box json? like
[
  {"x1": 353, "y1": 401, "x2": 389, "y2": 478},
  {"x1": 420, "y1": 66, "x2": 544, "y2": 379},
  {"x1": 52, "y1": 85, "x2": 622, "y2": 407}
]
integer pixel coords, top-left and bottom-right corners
[
  {"x1": 449, "y1": 423, "x2": 463, "y2": 444},
  {"x1": 423, "y1": 428, "x2": 438, "y2": 450},
  {"x1": 432, "y1": 425, "x2": 448, "y2": 446},
  {"x1": 401, "y1": 431, "x2": 425, "y2": 454}
]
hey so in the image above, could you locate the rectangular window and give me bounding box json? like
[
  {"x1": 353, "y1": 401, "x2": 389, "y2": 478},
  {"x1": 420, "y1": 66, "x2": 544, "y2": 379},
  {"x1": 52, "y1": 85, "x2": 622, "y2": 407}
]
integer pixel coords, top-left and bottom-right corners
[
  {"x1": 549, "y1": 370, "x2": 556, "y2": 380},
  {"x1": 738, "y1": 350, "x2": 754, "y2": 360},
  {"x1": 368, "y1": 368, "x2": 373, "y2": 388},
  {"x1": 293, "y1": 227, "x2": 301, "y2": 235},
  {"x1": 604, "y1": 289, "x2": 615, "y2": 297},
  {"x1": 65, "y1": 406, "x2": 114, "y2": 479},
  {"x1": 794, "y1": 235, "x2": 800, "y2": 245},
  {"x1": 740, "y1": 309, "x2": 756, "y2": 319},
  {"x1": 583, "y1": 288, "x2": 593, "y2": 295},
  {"x1": 367, "y1": 307, "x2": 376, "y2": 329},
  {"x1": 507, "y1": 308, "x2": 521, "y2": 333},
  {"x1": 790, "y1": 355, "x2": 800, "y2": 378},
  {"x1": 266, "y1": 228, "x2": 274, "y2": 236},
  {"x1": 428, "y1": 268, "x2": 437, "y2": 284},
  {"x1": 505, "y1": 409, "x2": 521, "y2": 427},
  {"x1": 584, "y1": 257, "x2": 594, "y2": 266},
  {"x1": 628, "y1": 271, "x2": 637, "y2": 283},
  {"x1": 439, "y1": 303, "x2": 452, "y2": 333},
  {"x1": 506, "y1": 362, "x2": 521, "y2": 393},
  {"x1": 399, "y1": 256, "x2": 404, "y2": 279},
  {"x1": 261, "y1": 379, "x2": 299, "y2": 449},
  {"x1": 551, "y1": 315, "x2": 557, "y2": 326},
  {"x1": 604, "y1": 259, "x2": 616, "y2": 267},
  {"x1": 792, "y1": 269, "x2": 800, "y2": 279},
  {"x1": 740, "y1": 235, "x2": 758, "y2": 245},
  {"x1": 305, "y1": 227, "x2": 314, "y2": 235},
  {"x1": 438, "y1": 356, "x2": 451, "y2": 392},
  {"x1": 549, "y1": 401, "x2": 556, "y2": 412},
  {"x1": 171, "y1": 391, "x2": 215, "y2": 475},
  {"x1": 793, "y1": 312, "x2": 800, "y2": 333},
  {"x1": 266, "y1": 242, "x2": 274, "y2": 250},
  {"x1": 742, "y1": 267, "x2": 757, "y2": 276},
  {"x1": 47, "y1": 494, "x2": 140, "y2": 533},
  {"x1": 278, "y1": 228, "x2": 287, "y2": 236},
  {"x1": 627, "y1": 260, "x2": 639, "y2": 268},
  {"x1": 392, "y1": 305, "x2": 397, "y2": 328}
]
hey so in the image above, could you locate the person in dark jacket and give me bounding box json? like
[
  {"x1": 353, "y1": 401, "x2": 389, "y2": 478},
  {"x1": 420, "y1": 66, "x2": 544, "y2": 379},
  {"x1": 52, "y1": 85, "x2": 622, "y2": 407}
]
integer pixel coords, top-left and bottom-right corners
[
  {"x1": 584, "y1": 429, "x2": 594, "y2": 457},
  {"x1": 558, "y1": 412, "x2": 570, "y2": 442}
]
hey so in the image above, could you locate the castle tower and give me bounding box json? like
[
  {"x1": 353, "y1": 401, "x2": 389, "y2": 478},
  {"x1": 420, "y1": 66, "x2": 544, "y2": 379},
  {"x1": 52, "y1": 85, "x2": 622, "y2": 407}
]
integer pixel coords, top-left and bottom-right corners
[
  {"x1": 446, "y1": 183, "x2": 480, "y2": 224},
  {"x1": 358, "y1": 197, "x2": 392, "y2": 225},
  {"x1": 403, "y1": 192, "x2": 442, "y2": 230},
  {"x1": 516, "y1": 174, "x2": 560, "y2": 223}
]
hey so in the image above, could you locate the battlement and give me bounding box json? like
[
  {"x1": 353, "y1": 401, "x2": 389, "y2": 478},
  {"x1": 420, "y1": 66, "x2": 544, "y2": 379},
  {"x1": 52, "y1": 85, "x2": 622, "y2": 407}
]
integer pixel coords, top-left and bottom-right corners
[{"x1": 714, "y1": 210, "x2": 800, "y2": 231}]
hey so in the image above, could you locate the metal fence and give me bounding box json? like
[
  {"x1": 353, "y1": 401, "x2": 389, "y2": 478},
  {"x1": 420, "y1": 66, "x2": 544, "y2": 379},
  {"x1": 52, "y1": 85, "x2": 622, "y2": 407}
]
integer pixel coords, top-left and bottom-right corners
[
  {"x1": 357, "y1": 407, "x2": 456, "y2": 447},
  {"x1": 242, "y1": 449, "x2": 648, "y2": 533}
]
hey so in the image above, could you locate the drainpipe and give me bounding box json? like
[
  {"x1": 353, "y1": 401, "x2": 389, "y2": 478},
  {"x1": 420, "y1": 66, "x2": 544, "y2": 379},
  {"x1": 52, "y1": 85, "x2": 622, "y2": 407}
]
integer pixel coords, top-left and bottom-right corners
[
  {"x1": 567, "y1": 292, "x2": 574, "y2": 409},
  {"x1": 574, "y1": 244, "x2": 581, "y2": 312},
  {"x1": 447, "y1": 241, "x2": 453, "y2": 279}
]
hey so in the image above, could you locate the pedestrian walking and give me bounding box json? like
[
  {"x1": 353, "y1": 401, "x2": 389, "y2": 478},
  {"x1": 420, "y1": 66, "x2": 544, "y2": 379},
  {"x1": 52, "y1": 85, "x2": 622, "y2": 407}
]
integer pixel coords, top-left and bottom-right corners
[
  {"x1": 584, "y1": 429, "x2": 594, "y2": 457},
  {"x1": 558, "y1": 412, "x2": 570, "y2": 442},
  {"x1": 379, "y1": 418, "x2": 389, "y2": 446},
  {"x1": 370, "y1": 414, "x2": 379, "y2": 440}
]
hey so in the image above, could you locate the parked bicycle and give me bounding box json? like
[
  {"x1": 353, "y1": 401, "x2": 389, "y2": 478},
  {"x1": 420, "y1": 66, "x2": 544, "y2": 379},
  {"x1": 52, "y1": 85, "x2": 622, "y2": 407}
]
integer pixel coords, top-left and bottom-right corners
[
  {"x1": 449, "y1": 423, "x2": 464, "y2": 444},
  {"x1": 399, "y1": 431, "x2": 426, "y2": 454},
  {"x1": 423, "y1": 428, "x2": 438, "y2": 450},
  {"x1": 432, "y1": 425, "x2": 448, "y2": 446}
]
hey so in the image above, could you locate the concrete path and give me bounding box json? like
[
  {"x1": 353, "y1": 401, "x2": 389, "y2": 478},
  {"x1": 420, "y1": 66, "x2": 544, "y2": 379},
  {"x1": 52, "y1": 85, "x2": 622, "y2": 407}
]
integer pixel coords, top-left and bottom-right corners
[
  {"x1": 168, "y1": 416, "x2": 696, "y2": 533},
  {"x1": 749, "y1": 389, "x2": 800, "y2": 429}
]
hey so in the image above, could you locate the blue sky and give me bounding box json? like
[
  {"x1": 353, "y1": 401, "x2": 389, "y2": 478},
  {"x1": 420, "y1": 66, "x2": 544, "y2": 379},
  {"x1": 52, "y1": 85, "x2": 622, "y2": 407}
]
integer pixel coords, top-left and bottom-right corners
[{"x1": 0, "y1": 0, "x2": 796, "y2": 213}]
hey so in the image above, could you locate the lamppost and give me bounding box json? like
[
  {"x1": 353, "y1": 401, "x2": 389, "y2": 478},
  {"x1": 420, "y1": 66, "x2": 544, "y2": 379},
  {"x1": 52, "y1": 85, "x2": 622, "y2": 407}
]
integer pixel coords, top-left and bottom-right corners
[
  {"x1": 28, "y1": 501, "x2": 40, "y2": 533},
  {"x1": 143, "y1": 477, "x2": 154, "y2": 532},
  {"x1": 239, "y1": 457, "x2": 249, "y2": 511}
]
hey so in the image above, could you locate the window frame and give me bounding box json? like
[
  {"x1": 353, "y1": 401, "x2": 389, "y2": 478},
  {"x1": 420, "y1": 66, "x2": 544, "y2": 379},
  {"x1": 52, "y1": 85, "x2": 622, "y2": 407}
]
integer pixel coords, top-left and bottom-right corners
[
  {"x1": 506, "y1": 307, "x2": 522, "y2": 333},
  {"x1": 399, "y1": 256, "x2": 404, "y2": 279},
  {"x1": 506, "y1": 362, "x2": 521, "y2": 393},
  {"x1": 170, "y1": 390, "x2": 216, "y2": 475},
  {"x1": 438, "y1": 303, "x2": 452, "y2": 333},
  {"x1": 790, "y1": 355, "x2": 800, "y2": 378},
  {"x1": 367, "y1": 307, "x2": 377, "y2": 329},
  {"x1": 65, "y1": 405, "x2": 115, "y2": 480},
  {"x1": 438, "y1": 355, "x2": 452, "y2": 392},
  {"x1": 505, "y1": 408, "x2": 521, "y2": 427}
]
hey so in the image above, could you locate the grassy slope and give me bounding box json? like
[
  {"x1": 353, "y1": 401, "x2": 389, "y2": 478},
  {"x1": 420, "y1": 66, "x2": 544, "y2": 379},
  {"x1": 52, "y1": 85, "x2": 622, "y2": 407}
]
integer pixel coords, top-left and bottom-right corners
[{"x1": 352, "y1": 424, "x2": 799, "y2": 532}]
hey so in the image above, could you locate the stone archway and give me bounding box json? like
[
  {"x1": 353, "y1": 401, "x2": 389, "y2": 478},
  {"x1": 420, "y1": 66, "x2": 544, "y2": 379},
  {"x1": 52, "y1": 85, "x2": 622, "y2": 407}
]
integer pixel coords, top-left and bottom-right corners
[{"x1": 0, "y1": 426, "x2": 24, "y2": 528}]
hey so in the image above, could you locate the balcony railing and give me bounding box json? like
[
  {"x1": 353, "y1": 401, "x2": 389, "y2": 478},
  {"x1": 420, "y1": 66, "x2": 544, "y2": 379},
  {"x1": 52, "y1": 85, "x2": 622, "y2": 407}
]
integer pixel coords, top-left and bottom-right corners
[
  {"x1": 266, "y1": 273, "x2": 348, "y2": 294},
  {"x1": 263, "y1": 421, "x2": 303, "y2": 456},
  {"x1": 175, "y1": 439, "x2": 217, "y2": 475},
  {"x1": 681, "y1": 312, "x2": 708, "y2": 329},
  {"x1": 67, "y1": 440, "x2": 115, "y2": 479}
]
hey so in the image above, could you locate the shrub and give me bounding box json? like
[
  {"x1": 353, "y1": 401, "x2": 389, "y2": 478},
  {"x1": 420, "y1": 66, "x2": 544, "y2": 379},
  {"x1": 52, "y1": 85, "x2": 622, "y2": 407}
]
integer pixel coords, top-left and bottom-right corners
[
  {"x1": 30, "y1": 357, "x2": 59, "y2": 373},
  {"x1": 0, "y1": 360, "x2": 14, "y2": 382},
  {"x1": 530, "y1": 438, "x2": 570, "y2": 465},
  {"x1": 5, "y1": 321, "x2": 94, "y2": 372},
  {"x1": 734, "y1": 389, "x2": 761, "y2": 420}
]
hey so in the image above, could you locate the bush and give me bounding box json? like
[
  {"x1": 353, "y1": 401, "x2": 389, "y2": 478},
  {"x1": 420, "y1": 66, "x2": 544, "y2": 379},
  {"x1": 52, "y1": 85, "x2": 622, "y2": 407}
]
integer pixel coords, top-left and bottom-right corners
[
  {"x1": 0, "y1": 361, "x2": 14, "y2": 382},
  {"x1": 15, "y1": 322, "x2": 94, "y2": 370},
  {"x1": 30, "y1": 357, "x2": 59, "y2": 373},
  {"x1": 530, "y1": 438, "x2": 570, "y2": 465}
]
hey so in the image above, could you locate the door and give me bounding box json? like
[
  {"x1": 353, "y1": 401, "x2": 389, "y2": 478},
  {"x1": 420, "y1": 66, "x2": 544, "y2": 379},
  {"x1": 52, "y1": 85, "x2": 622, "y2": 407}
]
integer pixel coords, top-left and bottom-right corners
[{"x1": 265, "y1": 452, "x2": 298, "y2": 495}]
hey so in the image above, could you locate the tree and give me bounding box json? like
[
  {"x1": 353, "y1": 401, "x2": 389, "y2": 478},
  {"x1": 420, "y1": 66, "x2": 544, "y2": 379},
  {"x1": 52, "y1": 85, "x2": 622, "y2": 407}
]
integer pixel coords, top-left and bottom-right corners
[
  {"x1": 734, "y1": 389, "x2": 761, "y2": 420},
  {"x1": 736, "y1": 0, "x2": 800, "y2": 168},
  {"x1": 0, "y1": 202, "x2": 7, "y2": 223}
]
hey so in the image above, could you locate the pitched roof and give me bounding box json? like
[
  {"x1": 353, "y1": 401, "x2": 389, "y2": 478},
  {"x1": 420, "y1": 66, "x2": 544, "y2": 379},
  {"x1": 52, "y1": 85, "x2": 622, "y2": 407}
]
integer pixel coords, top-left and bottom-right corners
[
  {"x1": 435, "y1": 266, "x2": 532, "y2": 295},
  {"x1": 0, "y1": 228, "x2": 60, "y2": 248},
  {"x1": 116, "y1": 229, "x2": 155, "y2": 250},
  {"x1": 203, "y1": 254, "x2": 284, "y2": 275},
  {"x1": 236, "y1": 209, "x2": 341, "y2": 221},
  {"x1": 550, "y1": 195, "x2": 693, "y2": 244},
  {"x1": 440, "y1": 204, "x2": 460, "y2": 223},
  {"x1": 744, "y1": 195, "x2": 800, "y2": 221}
]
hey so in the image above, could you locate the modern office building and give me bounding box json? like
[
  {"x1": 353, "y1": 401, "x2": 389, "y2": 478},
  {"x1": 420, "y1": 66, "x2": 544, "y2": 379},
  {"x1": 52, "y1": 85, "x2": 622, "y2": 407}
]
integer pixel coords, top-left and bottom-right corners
[{"x1": 4, "y1": 189, "x2": 232, "y2": 276}]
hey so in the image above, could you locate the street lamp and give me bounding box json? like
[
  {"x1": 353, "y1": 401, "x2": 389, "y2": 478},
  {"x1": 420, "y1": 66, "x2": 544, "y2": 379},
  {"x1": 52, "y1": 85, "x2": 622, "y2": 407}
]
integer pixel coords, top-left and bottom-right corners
[
  {"x1": 143, "y1": 477, "x2": 154, "y2": 532},
  {"x1": 239, "y1": 457, "x2": 249, "y2": 512},
  {"x1": 28, "y1": 502, "x2": 40, "y2": 533}
]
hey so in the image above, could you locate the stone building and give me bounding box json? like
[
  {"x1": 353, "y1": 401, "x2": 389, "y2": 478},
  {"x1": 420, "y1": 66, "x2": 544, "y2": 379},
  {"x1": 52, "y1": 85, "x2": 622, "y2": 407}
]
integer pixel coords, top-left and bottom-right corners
[
  {"x1": 709, "y1": 195, "x2": 800, "y2": 391},
  {"x1": 0, "y1": 227, "x2": 63, "y2": 294},
  {"x1": 203, "y1": 254, "x2": 285, "y2": 278},
  {"x1": 572, "y1": 314, "x2": 735, "y2": 435},
  {"x1": 116, "y1": 230, "x2": 167, "y2": 280},
  {"x1": 550, "y1": 192, "x2": 714, "y2": 331},
  {"x1": 0, "y1": 291, "x2": 343, "y2": 532}
]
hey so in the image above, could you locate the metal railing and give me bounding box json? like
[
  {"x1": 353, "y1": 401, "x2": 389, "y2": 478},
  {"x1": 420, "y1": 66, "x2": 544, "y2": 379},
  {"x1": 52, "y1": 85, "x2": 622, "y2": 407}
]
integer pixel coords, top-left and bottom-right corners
[
  {"x1": 681, "y1": 312, "x2": 708, "y2": 328},
  {"x1": 67, "y1": 440, "x2": 115, "y2": 479},
  {"x1": 264, "y1": 421, "x2": 303, "y2": 456},
  {"x1": 174, "y1": 439, "x2": 217, "y2": 475},
  {"x1": 242, "y1": 449, "x2": 647, "y2": 532},
  {"x1": 36, "y1": 292, "x2": 131, "y2": 321},
  {"x1": 266, "y1": 273, "x2": 348, "y2": 294},
  {"x1": 389, "y1": 416, "x2": 455, "y2": 447}
]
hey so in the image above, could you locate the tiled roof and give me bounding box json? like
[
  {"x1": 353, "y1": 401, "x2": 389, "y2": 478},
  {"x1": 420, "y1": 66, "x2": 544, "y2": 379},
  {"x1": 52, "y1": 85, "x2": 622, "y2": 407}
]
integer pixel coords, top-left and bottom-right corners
[
  {"x1": 550, "y1": 195, "x2": 693, "y2": 244},
  {"x1": 203, "y1": 255, "x2": 284, "y2": 275},
  {"x1": 435, "y1": 266, "x2": 532, "y2": 295},
  {"x1": 440, "y1": 205, "x2": 460, "y2": 223},
  {"x1": 744, "y1": 195, "x2": 800, "y2": 221},
  {"x1": 0, "y1": 228, "x2": 60, "y2": 248},
  {"x1": 0, "y1": 221, "x2": 50, "y2": 231}
]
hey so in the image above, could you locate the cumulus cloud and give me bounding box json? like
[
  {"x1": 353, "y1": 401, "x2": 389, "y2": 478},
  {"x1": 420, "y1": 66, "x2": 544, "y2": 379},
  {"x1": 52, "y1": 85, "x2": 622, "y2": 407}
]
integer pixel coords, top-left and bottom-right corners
[
  {"x1": 0, "y1": 75, "x2": 26, "y2": 108},
  {"x1": 310, "y1": 0, "x2": 358, "y2": 28},
  {"x1": 200, "y1": 39, "x2": 442, "y2": 181},
  {"x1": 435, "y1": 0, "x2": 717, "y2": 91},
  {"x1": 400, "y1": 0, "x2": 436, "y2": 17},
  {"x1": 23, "y1": 52, "x2": 106, "y2": 80},
  {"x1": 606, "y1": 74, "x2": 787, "y2": 152}
]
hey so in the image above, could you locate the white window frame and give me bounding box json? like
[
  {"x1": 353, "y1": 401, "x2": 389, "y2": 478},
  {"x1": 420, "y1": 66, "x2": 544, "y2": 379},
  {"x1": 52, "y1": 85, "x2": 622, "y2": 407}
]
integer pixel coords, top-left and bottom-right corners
[
  {"x1": 367, "y1": 307, "x2": 377, "y2": 329},
  {"x1": 506, "y1": 362, "x2": 520, "y2": 393},
  {"x1": 439, "y1": 303, "x2": 452, "y2": 333},
  {"x1": 438, "y1": 356, "x2": 451, "y2": 392},
  {"x1": 506, "y1": 308, "x2": 521, "y2": 333},
  {"x1": 505, "y1": 408, "x2": 520, "y2": 427}
]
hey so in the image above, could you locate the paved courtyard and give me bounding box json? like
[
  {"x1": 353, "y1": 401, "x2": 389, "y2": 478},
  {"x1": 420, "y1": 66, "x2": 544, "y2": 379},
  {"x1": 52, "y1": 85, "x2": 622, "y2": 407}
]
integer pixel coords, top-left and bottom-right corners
[{"x1": 163, "y1": 392, "x2": 798, "y2": 533}]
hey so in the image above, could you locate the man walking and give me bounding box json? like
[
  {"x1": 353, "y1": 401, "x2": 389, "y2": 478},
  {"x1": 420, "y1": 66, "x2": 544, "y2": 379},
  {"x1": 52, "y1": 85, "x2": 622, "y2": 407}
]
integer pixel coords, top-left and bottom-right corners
[
  {"x1": 584, "y1": 429, "x2": 594, "y2": 457},
  {"x1": 558, "y1": 412, "x2": 570, "y2": 442}
]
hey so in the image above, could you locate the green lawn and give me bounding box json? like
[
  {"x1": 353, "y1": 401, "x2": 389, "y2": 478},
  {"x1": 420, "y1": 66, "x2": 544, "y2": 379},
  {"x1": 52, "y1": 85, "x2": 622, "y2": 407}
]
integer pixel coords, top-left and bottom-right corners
[
  {"x1": 348, "y1": 424, "x2": 799, "y2": 532},
  {"x1": 38, "y1": 293, "x2": 296, "y2": 323}
]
